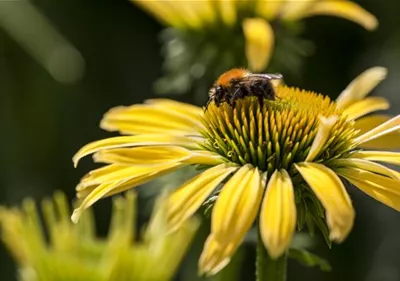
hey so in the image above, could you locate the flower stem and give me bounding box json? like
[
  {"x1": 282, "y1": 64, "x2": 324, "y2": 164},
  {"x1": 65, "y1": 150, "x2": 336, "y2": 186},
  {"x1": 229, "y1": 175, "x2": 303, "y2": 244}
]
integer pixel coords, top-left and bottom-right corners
[{"x1": 256, "y1": 230, "x2": 288, "y2": 281}]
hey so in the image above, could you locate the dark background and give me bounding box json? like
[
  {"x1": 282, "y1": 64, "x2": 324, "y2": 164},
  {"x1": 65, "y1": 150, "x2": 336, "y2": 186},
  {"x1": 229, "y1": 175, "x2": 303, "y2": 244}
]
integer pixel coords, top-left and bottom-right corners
[{"x1": 1, "y1": 0, "x2": 400, "y2": 280}]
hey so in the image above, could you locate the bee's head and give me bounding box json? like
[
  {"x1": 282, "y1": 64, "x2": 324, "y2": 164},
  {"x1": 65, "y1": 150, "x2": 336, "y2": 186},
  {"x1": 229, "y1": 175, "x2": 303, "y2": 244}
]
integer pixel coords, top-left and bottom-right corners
[{"x1": 208, "y1": 87, "x2": 216, "y2": 98}]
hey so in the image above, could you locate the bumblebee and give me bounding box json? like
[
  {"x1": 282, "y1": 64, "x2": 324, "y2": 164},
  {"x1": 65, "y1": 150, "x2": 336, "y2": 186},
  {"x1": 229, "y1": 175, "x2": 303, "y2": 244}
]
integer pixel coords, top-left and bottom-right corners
[{"x1": 205, "y1": 68, "x2": 283, "y2": 110}]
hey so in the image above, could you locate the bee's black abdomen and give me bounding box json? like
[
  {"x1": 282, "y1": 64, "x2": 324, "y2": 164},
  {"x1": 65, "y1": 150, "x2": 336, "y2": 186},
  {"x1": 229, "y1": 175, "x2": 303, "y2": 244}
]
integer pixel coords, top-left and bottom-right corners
[
  {"x1": 229, "y1": 80, "x2": 276, "y2": 108},
  {"x1": 252, "y1": 79, "x2": 276, "y2": 101}
]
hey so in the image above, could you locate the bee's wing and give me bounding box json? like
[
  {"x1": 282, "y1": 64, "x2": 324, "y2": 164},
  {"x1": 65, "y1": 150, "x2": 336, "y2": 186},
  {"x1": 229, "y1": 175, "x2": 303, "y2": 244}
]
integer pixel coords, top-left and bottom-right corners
[{"x1": 249, "y1": 73, "x2": 283, "y2": 80}]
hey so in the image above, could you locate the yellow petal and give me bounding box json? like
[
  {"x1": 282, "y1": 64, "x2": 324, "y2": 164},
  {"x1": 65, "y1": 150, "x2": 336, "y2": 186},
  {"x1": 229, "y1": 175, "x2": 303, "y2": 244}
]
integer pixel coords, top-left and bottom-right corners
[
  {"x1": 243, "y1": 18, "x2": 274, "y2": 72},
  {"x1": 199, "y1": 166, "x2": 264, "y2": 275},
  {"x1": 337, "y1": 167, "x2": 400, "y2": 212},
  {"x1": 351, "y1": 151, "x2": 400, "y2": 166},
  {"x1": 343, "y1": 97, "x2": 390, "y2": 121},
  {"x1": 73, "y1": 135, "x2": 200, "y2": 167},
  {"x1": 100, "y1": 102, "x2": 203, "y2": 136},
  {"x1": 355, "y1": 115, "x2": 400, "y2": 146},
  {"x1": 167, "y1": 164, "x2": 238, "y2": 232},
  {"x1": 199, "y1": 234, "x2": 237, "y2": 276},
  {"x1": 94, "y1": 147, "x2": 224, "y2": 167},
  {"x1": 331, "y1": 158, "x2": 400, "y2": 180},
  {"x1": 255, "y1": 0, "x2": 286, "y2": 20},
  {"x1": 132, "y1": 0, "x2": 186, "y2": 27},
  {"x1": 291, "y1": 0, "x2": 378, "y2": 31},
  {"x1": 184, "y1": 150, "x2": 226, "y2": 166},
  {"x1": 78, "y1": 162, "x2": 181, "y2": 188},
  {"x1": 104, "y1": 164, "x2": 185, "y2": 198},
  {"x1": 336, "y1": 67, "x2": 387, "y2": 109},
  {"x1": 212, "y1": 165, "x2": 263, "y2": 243},
  {"x1": 144, "y1": 99, "x2": 203, "y2": 120},
  {"x1": 134, "y1": 0, "x2": 208, "y2": 29},
  {"x1": 198, "y1": 166, "x2": 264, "y2": 275},
  {"x1": 305, "y1": 115, "x2": 338, "y2": 162},
  {"x1": 279, "y1": 0, "x2": 317, "y2": 20},
  {"x1": 295, "y1": 163, "x2": 354, "y2": 242},
  {"x1": 93, "y1": 146, "x2": 192, "y2": 165},
  {"x1": 76, "y1": 164, "x2": 123, "y2": 191},
  {"x1": 72, "y1": 162, "x2": 185, "y2": 223},
  {"x1": 260, "y1": 169, "x2": 296, "y2": 258},
  {"x1": 354, "y1": 115, "x2": 400, "y2": 149},
  {"x1": 171, "y1": 1, "x2": 212, "y2": 29},
  {"x1": 216, "y1": 0, "x2": 236, "y2": 26}
]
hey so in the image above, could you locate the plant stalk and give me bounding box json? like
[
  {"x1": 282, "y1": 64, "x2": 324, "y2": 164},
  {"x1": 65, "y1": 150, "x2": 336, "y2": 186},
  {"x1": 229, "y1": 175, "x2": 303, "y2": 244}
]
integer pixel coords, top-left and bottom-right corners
[{"x1": 256, "y1": 230, "x2": 288, "y2": 281}]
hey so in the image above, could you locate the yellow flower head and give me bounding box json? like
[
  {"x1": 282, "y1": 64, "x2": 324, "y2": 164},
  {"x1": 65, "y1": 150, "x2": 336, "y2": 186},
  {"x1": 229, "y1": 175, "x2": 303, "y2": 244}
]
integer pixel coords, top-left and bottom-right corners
[
  {"x1": 132, "y1": 0, "x2": 378, "y2": 97},
  {"x1": 0, "y1": 191, "x2": 198, "y2": 281},
  {"x1": 72, "y1": 67, "x2": 400, "y2": 275}
]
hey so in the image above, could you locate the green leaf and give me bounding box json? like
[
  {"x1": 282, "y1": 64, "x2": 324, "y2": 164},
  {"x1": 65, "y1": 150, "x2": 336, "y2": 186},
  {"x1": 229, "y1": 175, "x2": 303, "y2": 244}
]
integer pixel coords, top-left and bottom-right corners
[{"x1": 289, "y1": 248, "x2": 332, "y2": 272}]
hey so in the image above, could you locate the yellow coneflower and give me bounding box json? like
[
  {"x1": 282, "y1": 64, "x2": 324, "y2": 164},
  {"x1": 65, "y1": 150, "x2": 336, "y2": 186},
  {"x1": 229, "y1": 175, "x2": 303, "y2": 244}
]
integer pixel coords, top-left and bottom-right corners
[
  {"x1": 72, "y1": 66, "x2": 400, "y2": 275},
  {"x1": 0, "y1": 191, "x2": 198, "y2": 281},
  {"x1": 132, "y1": 0, "x2": 377, "y2": 72}
]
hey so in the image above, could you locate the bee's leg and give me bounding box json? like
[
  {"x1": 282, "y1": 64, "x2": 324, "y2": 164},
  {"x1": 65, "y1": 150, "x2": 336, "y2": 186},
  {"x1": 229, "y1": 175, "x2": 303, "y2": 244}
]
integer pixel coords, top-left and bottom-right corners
[
  {"x1": 257, "y1": 95, "x2": 264, "y2": 108},
  {"x1": 204, "y1": 98, "x2": 212, "y2": 111},
  {"x1": 230, "y1": 88, "x2": 242, "y2": 108},
  {"x1": 225, "y1": 94, "x2": 233, "y2": 106}
]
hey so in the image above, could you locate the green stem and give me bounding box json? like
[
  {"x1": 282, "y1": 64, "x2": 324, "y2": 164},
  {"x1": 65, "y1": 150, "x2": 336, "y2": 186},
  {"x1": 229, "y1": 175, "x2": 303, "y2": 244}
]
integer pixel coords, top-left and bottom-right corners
[{"x1": 256, "y1": 231, "x2": 288, "y2": 281}]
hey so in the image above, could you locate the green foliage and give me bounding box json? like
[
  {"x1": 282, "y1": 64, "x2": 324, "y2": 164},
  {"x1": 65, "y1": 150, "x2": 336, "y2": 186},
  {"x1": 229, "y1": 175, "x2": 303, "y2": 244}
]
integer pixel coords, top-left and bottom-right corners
[
  {"x1": 0, "y1": 191, "x2": 199, "y2": 281},
  {"x1": 155, "y1": 21, "x2": 313, "y2": 103},
  {"x1": 289, "y1": 248, "x2": 332, "y2": 272}
]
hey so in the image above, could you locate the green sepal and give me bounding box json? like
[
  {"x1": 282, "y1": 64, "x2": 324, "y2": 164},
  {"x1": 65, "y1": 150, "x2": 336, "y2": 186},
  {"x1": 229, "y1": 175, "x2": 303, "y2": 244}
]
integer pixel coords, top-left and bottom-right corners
[
  {"x1": 289, "y1": 248, "x2": 332, "y2": 272},
  {"x1": 302, "y1": 190, "x2": 332, "y2": 248}
]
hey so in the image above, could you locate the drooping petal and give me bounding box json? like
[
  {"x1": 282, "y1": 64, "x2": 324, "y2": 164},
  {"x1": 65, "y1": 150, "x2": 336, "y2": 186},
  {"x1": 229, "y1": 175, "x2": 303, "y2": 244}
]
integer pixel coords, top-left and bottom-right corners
[
  {"x1": 305, "y1": 115, "x2": 338, "y2": 162},
  {"x1": 73, "y1": 135, "x2": 201, "y2": 167},
  {"x1": 337, "y1": 167, "x2": 400, "y2": 211},
  {"x1": 331, "y1": 158, "x2": 400, "y2": 180},
  {"x1": 212, "y1": 165, "x2": 263, "y2": 242},
  {"x1": 295, "y1": 163, "x2": 354, "y2": 242},
  {"x1": 101, "y1": 164, "x2": 183, "y2": 198},
  {"x1": 336, "y1": 67, "x2": 387, "y2": 109},
  {"x1": 353, "y1": 115, "x2": 400, "y2": 149},
  {"x1": 77, "y1": 162, "x2": 182, "y2": 189},
  {"x1": 343, "y1": 97, "x2": 390, "y2": 121},
  {"x1": 132, "y1": 0, "x2": 186, "y2": 27},
  {"x1": 199, "y1": 165, "x2": 264, "y2": 274},
  {"x1": 72, "y1": 162, "x2": 185, "y2": 223},
  {"x1": 175, "y1": 1, "x2": 216, "y2": 28},
  {"x1": 242, "y1": 18, "x2": 274, "y2": 72},
  {"x1": 351, "y1": 151, "x2": 400, "y2": 166},
  {"x1": 134, "y1": 0, "x2": 211, "y2": 29},
  {"x1": 167, "y1": 164, "x2": 238, "y2": 232},
  {"x1": 290, "y1": 0, "x2": 378, "y2": 31},
  {"x1": 260, "y1": 169, "x2": 296, "y2": 258},
  {"x1": 355, "y1": 115, "x2": 400, "y2": 146},
  {"x1": 279, "y1": 0, "x2": 317, "y2": 20},
  {"x1": 216, "y1": 0, "x2": 236, "y2": 26},
  {"x1": 100, "y1": 101, "x2": 204, "y2": 136},
  {"x1": 199, "y1": 234, "x2": 237, "y2": 276},
  {"x1": 255, "y1": 0, "x2": 287, "y2": 20}
]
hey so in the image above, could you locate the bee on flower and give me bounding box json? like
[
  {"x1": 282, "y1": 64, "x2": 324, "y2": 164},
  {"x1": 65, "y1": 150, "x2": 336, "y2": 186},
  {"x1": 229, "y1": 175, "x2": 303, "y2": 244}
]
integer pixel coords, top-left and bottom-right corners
[{"x1": 71, "y1": 66, "x2": 400, "y2": 275}]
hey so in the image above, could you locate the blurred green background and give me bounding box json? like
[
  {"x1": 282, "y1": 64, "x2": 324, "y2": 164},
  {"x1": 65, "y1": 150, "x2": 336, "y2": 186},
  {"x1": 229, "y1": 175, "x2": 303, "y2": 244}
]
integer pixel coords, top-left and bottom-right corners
[{"x1": 1, "y1": 0, "x2": 400, "y2": 280}]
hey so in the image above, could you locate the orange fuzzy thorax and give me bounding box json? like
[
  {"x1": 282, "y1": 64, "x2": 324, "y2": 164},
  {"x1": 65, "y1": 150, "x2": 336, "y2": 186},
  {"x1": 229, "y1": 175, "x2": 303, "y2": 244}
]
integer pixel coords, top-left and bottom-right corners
[{"x1": 215, "y1": 68, "x2": 249, "y2": 87}]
